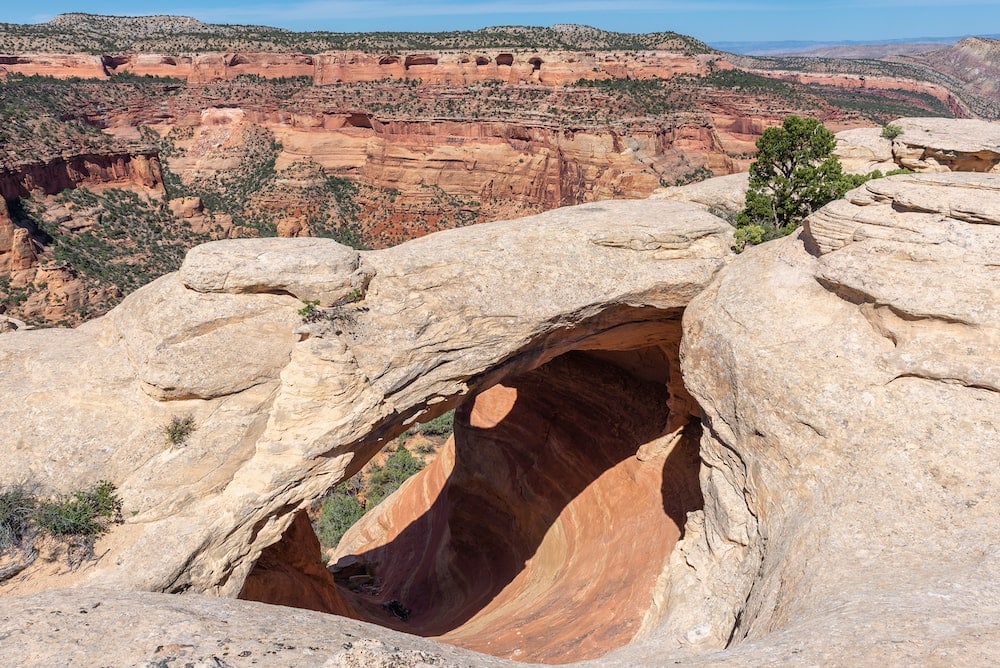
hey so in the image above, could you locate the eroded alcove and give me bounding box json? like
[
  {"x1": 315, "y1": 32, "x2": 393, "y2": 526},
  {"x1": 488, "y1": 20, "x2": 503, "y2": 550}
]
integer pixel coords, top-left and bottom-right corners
[{"x1": 240, "y1": 315, "x2": 705, "y2": 664}]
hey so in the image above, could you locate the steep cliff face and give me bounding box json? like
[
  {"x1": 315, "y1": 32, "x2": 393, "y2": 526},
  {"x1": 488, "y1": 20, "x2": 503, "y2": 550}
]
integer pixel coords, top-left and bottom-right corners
[
  {"x1": 0, "y1": 150, "x2": 167, "y2": 324},
  {"x1": 0, "y1": 198, "x2": 35, "y2": 275},
  {"x1": 1, "y1": 50, "x2": 722, "y2": 86},
  {"x1": 0, "y1": 151, "x2": 162, "y2": 200}
]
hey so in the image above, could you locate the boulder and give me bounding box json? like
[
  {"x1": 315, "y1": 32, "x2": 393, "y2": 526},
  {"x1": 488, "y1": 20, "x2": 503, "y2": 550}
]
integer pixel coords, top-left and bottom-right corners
[
  {"x1": 889, "y1": 117, "x2": 1000, "y2": 172},
  {"x1": 833, "y1": 127, "x2": 897, "y2": 173},
  {"x1": 651, "y1": 172, "x2": 750, "y2": 215},
  {"x1": 672, "y1": 171, "x2": 1000, "y2": 662}
]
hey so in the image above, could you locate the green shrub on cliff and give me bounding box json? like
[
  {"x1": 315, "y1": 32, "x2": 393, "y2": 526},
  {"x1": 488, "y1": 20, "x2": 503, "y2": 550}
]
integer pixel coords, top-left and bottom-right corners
[
  {"x1": 734, "y1": 115, "x2": 870, "y2": 251},
  {"x1": 33, "y1": 480, "x2": 122, "y2": 537},
  {"x1": 313, "y1": 445, "x2": 426, "y2": 549},
  {"x1": 0, "y1": 480, "x2": 123, "y2": 554}
]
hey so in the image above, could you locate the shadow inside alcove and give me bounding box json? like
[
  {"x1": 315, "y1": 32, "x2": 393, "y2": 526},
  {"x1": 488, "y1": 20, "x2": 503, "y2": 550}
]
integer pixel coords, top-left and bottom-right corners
[{"x1": 326, "y1": 349, "x2": 704, "y2": 664}]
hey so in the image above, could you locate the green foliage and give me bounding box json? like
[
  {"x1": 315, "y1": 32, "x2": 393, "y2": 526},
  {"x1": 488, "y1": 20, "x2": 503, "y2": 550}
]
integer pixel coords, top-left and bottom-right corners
[
  {"x1": 415, "y1": 409, "x2": 455, "y2": 437},
  {"x1": 315, "y1": 487, "x2": 366, "y2": 548},
  {"x1": 0, "y1": 15, "x2": 710, "y2": 55},
  {"x1": 31, "y1": 480, "x2": 123, "y2": 537},
  {"x1": 366, "y1": 446, "x2": 425, "y2": 507},
  {"x1": 696, "y1": 69, "x2": 803, "y2": 100},
  {"x1": 313, "y1": 445, "x2": 425, "y2": 549},
  {"x1": 881, "y1": 123, "x2": 904, "y2": 140},
  {"x1": 734, "y1": 115, "x2": 856, "y2": 250},
  {"x1": 298, "y1": 299, "x2": 321, "y2": 320},
  {"x1": 0, "y1": 484, "x2": 37, "y2": 551},
  {"x1": 164, "y1": 414, "x2": 196, "y2": 446}
]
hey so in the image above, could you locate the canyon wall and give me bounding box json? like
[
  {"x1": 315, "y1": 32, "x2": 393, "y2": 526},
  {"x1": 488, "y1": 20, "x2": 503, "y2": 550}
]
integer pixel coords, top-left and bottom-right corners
[
  {"x1": 0, "y1": 151, "x2": 162, "y2": 200},
  {"x1": 2, "y1": 50, "x2": 724, "y2": 85}
]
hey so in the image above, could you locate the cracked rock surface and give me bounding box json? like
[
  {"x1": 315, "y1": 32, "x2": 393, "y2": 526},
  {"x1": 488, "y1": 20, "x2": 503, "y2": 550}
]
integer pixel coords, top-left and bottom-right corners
[
  {"x1": 670, "y1": 172, "x2": 1000, "y2": 664},
  {"x1": 1, "y1": 172, "x2": 997, "y2": 665}
]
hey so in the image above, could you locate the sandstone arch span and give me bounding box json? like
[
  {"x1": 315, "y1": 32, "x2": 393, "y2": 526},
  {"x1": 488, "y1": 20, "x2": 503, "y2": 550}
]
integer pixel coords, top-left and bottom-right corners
[
  {"x1": 0, "y1": 200, "x2": 731, "y2": 663},
  {"x1": 1, "y1": 174, "x2": 998, "y2": 665}
]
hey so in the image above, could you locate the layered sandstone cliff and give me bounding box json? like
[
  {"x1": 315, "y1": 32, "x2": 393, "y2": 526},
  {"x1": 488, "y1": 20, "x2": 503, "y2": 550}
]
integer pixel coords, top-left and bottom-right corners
[{"x1": 1, "y1": 49, "x2": 723, "y2": 86}]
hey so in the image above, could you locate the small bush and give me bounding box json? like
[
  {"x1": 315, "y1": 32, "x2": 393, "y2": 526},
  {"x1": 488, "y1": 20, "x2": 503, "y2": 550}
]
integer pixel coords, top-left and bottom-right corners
[
  {"x1": 298, "y1": 299, "x2": 320, "y2": 320},
  {"x1": 313, "y1": 446, "x2": 426, "y2": 550},
  {"x1": 164, "y1": 414, "x2": 196, "y2": 446},
  {"x1": 30, "y1": 480, "x2": 122, "y2": 537},
  {"x1": 416, "y1": 409, "x2": 455, "y2": 437},
  {"x1": 315, "y1": 490, "x2": 366, "y2": 548},
  {"x1": 881, "y1": 123, "x2": 904, "y2": 140},
  {"x1": 0, "y1": 484, "x2": 37, "y2": 550},
  {"x1": 366, "y1": 446, "x2": 424, "y2": 507}
]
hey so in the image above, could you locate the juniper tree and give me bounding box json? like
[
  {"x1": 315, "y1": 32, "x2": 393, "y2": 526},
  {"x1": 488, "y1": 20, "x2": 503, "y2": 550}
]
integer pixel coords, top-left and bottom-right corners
[{"x1": 735, "y1": 115, "x2": 862, "y2": 250}]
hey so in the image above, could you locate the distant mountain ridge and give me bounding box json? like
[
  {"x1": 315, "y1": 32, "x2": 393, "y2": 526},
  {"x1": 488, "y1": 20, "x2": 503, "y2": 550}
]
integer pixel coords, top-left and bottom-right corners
[{"x1": 715, "y1": 34, "x2": 1000, "y2": 57}]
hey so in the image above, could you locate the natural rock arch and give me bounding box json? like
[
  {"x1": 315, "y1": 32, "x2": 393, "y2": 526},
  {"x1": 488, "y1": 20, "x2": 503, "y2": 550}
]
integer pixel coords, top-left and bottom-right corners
[
  {"x1": 0, "y1": 199, "x2": 732, "y2": 662},
  {"x1": 1, "y1": 173, "x2": 998, "y2": 665}
]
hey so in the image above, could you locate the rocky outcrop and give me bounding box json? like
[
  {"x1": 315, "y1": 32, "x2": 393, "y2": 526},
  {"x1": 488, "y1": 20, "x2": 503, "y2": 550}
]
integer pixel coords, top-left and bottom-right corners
[
  {"x1": 0, "y1": 151, "x2": 162, "y2": 200},
  {"x1": 889, "y1": 117, "x2": 1000, "y2": 171},
  {"x1": 832, "y1": 127, "x2": 897, "y2": 173},
  {"x1": 0, "y1": 170, "x2": 998, "y2": 666},
  {"x1": 2, "y1": 49, "x2": 724, "y2": 86},
  {"x1": 0, "y1": 199, "x2": 36, "y2": 275},
  {"x1": 836, "y1": 116, "x2": 1000, "y2": 174},
  {"x1": 651, "y1": 172, "x2": 750, "y2": 214},
  {"x1": 0, "y1": 200, "x2": 732, "y2": 662},
  {"x1": 331, "y1": 353, "x2": 703, "y2": 663},
  {"x1": 667, "y1": 171, "x2": 1000, "y2": 661}
]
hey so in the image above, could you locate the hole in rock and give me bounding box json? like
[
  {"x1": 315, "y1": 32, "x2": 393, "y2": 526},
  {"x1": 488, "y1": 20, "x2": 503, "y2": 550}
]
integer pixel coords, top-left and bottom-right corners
[
  {"x1": 241, "y1": 340, "x2": 703, "y2": 664},
  {"x1": 529, "y1": 57, "x2": 543, "y2": 71},
  {"x1": 404, "y1": 54, "x2": 439, "y2": 68},
  {"x1": 228, "y1": 53, "x2": 252, "y2": 67},
  {"x1": 344, "y1": 113, "x2": 374, "y2": 129},
  {"x1": 475, "y1": 56, "x2": 490, "y2": 66}
]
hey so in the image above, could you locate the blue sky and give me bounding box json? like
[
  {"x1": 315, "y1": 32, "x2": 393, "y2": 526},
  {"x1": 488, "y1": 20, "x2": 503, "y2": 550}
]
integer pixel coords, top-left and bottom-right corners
[{"x1": 6, "y1": 1, "x2": 1000, "y2": 44}]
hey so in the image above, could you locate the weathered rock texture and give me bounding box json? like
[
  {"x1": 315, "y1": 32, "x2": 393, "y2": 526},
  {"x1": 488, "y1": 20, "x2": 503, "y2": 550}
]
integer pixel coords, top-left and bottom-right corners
[
  {"x1": 330, "y1": 353, "x2": 703, "y2": 663},
  {"x1": 0, "y1": 588, "x2": 508, "y2": 668},
  {"x1": 0, "y1": 200, "x2": 731, "y2": 662},
  {"x1": 1, "y1": 169, "x2": 998, "y2": 666},
  {"x1": 836, "y1": 117, "x2": 1000, "y2": 173},
  {"x1": 665, "y1": 171, "x2": 1000, "y2": 662}
]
